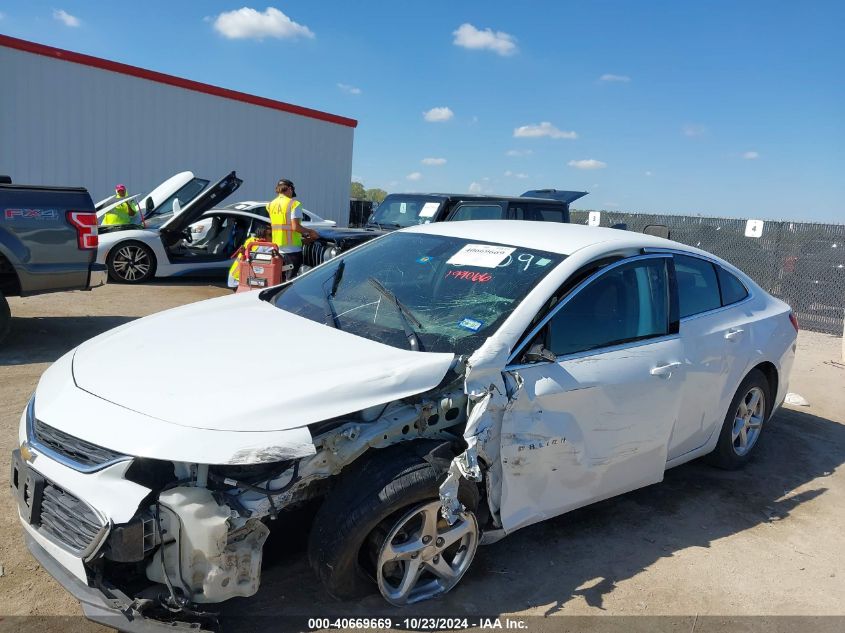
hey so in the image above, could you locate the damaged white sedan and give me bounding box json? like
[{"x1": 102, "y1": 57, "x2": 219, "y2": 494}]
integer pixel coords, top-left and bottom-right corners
[{"x1": 12, "y1": 221, "x2": 797, "y2": 629}]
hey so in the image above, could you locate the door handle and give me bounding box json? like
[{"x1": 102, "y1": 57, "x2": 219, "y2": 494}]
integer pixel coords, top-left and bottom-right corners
[
  {"x1": 724, "y1": 328, "x2": 745, "y2": 341},
  {"x1": 650, "y1": 362, "x2": 682, "y2": 378}
]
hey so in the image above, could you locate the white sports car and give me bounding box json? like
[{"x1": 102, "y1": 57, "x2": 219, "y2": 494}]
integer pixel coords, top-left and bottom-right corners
[
  {"x1": 96, "y1": 172, "x2": 333, "y2": 283},
  {"x1": 13, "y1": 221, "x2": 797, "y2": 629}
]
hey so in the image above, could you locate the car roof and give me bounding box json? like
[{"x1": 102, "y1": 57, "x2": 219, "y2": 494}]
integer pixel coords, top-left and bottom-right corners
[
  {"x1": 394, "y1": 193, "x2": 567, "y2": 205},
  {"x1": 403, "y1": 220, "x2": 695, "y2": 257}
]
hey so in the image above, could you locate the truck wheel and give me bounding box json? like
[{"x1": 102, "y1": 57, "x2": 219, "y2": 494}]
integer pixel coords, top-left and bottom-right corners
[
  {"x1": 107, "y1": 241, "x2": 156, "y2": 283},
  {"x1": 0, "y1": 291, "x2": 10, "y2": 345},
  {"x1": 707, "y1": 369, "x2": 772, "y2": 470},
  {"x1": 308, "y1": 443, "x2": 480, "y2": 605}
]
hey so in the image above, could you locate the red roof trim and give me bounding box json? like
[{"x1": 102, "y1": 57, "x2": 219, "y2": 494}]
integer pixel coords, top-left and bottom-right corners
[{"x1": 0, "y1": 33, "x2": 358, "y2": 129}]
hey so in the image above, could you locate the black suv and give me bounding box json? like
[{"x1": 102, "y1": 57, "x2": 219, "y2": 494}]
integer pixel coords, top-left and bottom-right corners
[{"x1": 303, "y1": 189, "x2": 587, "y2": 268}]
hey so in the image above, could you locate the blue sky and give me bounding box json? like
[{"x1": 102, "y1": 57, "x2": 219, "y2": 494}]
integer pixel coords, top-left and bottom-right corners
[{"x1": 1, "y1": 1, "x2": 843, "y2": 221}]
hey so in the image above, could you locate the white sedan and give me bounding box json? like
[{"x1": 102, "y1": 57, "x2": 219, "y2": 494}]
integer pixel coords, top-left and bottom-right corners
[
  {"x1": 96, "y1": 173, "x2": 332, "y2": 283},
  {"x1": 13, "y1": 221, "x2": 796, "y2": 628}
]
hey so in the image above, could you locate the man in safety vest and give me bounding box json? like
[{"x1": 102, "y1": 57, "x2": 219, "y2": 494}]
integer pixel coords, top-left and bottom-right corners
[
  {"x1": 268, "y1": 178, "x2": 318, "y2": 276},
  {"x1": 102, "y1": 184, "x2": 142, "y2": 227}
]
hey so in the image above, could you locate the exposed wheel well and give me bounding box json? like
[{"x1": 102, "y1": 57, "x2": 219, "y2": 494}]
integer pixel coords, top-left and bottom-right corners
[
  {"x1": 0, "y1": 252, "x2": 22, "y2": 296},
  {"x1": 752, "y1": 361, "x2": 779, "y2": 412}
]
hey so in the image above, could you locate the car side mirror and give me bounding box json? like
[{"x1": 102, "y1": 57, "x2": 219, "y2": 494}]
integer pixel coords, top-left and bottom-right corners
[
  {"x1": 172, "y1": 199, "x2": 182, "y2": 215},
  {"x1": 145, "y1": 197, "x2": 154, "y2": 213},
  {"x1": 524, "y1": 343, "x2": 557, "y2": 363}
]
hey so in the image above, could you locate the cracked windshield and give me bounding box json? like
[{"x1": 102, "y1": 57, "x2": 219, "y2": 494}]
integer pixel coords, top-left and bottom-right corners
[{"x1": 270, "y1": 232, "x2": 563, "y2": 354}]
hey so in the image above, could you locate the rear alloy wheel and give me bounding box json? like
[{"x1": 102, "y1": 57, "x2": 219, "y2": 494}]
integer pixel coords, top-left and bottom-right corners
[
  {"x1": 377, "y1": 500, "x2": 478, "y2": 606},
  {"x1": 731, "y1": 386, "x2": 766, "y2": 457},
  {"x1": 707, "y1": 369, "x2": 772, "y2": 469},
  {"x1": 107, "y1": 242, "x2": 156, "y2": 283}
]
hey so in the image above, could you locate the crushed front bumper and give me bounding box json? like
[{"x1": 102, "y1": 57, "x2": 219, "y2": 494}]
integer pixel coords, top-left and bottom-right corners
[{"x1": 25, "y1": 532, "x2": 207, "y2": 633}]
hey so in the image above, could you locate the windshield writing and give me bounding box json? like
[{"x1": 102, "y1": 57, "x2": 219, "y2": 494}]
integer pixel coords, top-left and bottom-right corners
[{"x1": 271, "y1": 233, "x2": 562, "y2": 355}]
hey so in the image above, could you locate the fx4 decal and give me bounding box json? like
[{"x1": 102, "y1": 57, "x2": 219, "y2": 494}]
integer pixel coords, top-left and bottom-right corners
[{"x1": 5, "y1": 208, "x2": 60, "y2": 220}]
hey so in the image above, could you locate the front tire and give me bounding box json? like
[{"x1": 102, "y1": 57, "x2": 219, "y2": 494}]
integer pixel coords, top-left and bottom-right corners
[
  {"x1": 107, "y1": 241, "x2": 156, "y2": 283},
  {"x1": 308, "y1": 443, "x2": 480, "y2": 604},
  {"x1": 707, "y1": 369, "x2": 772, "y2": 469}
]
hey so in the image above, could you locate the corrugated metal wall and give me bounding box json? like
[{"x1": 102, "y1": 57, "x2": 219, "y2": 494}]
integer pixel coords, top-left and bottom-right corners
[{"x1": 0, "y1": 45, "x2": 354, "y2": 225}]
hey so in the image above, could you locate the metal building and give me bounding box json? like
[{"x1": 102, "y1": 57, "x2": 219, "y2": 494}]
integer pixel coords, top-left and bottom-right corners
[{"x1": 0, "y1": 34, "x2": 357, "y2": 225}]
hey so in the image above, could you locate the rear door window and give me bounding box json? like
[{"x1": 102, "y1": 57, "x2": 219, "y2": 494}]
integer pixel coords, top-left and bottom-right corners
[
  {"x1": 512, "y1": 205, "x2": 567, "y2": 222},
  {"x1": 716, "y1": 266, "x2": 749, "y2": 305},
  {"x1": 449, "y1": 204, "x2": 506, "y2": 222},
  {"x1": 674, "y1": 255, "x2": 722, "y2": 318}
]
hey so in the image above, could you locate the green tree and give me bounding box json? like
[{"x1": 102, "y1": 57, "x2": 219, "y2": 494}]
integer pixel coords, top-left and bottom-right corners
[
  {"x1": 365, "y1": 188, "x2": 388, "y2": 204},
  {"x1": 350, "y1": 181, "x2": 366, "y2": 199}
]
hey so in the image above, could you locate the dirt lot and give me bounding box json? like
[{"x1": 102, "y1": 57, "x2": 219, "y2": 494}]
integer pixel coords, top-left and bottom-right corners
[{"x1": 1, "y1": 282, "x2": 843, "y2": 630}]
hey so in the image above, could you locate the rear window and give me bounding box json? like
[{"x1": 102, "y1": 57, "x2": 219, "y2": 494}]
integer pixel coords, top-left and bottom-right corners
[
  {"x1": 674, "y1": 255, "x2": 721, "y2": 318},
  {"x1": 717, "y1": 266, "x2": 749, "y2": 305}
]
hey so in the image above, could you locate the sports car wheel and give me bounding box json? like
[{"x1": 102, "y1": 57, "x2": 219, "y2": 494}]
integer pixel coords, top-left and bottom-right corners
[
  {"x1": 107, "y1": 241, "x2": 156, "y2": 283},
  {"x1": 708, "y1": 368, "x2": 772, "y2": 469}
]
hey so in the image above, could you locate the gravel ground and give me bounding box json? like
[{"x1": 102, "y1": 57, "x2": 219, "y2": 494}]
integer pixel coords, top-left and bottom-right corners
[{"x1": 0, "y1": 282, "x2": 843, "y2": 631}]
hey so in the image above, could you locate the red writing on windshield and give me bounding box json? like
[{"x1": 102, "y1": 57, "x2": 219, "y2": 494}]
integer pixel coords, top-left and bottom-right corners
[{"x1": 445, "y1": 270, "x2": 493, "y2": 282}]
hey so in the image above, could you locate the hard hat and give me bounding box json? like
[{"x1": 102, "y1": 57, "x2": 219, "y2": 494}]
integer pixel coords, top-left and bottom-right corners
[{"x1": 115, "y1": 184, "x2": 126, "y2": 194}]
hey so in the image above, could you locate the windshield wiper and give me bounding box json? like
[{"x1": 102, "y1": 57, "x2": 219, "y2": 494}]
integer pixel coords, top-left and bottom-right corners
[
  {"x1": 322, "y1": 260, "x2": 345, "y2": 329},
  {"x1": 367, "y1": 277, "x2": 425, "y2": 352}
]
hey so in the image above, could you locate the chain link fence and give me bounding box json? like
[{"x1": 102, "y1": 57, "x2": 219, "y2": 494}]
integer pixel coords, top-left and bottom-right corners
[{"x1": 570, "y1": 211, "x2": 845, "y2": 335}]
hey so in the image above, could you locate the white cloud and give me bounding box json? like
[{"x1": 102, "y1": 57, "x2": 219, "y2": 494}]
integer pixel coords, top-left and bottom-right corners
[
  {"x1": 470, "y1": 115, "x2": 479, "y2": 125},
  {"x1": 504, "y1": 170, "x2": 528, "y2": 179},
  {"x1": 421, "y1": 157, "x2": 447, "y2": 166},
  {"x1": 742, "y1": 151, "x2": 760, "y2": 160},
  {"x1": 599, "y1": 73, "x2": 631, "y2": 83},
  {"x1": 213, "y1": 7, "x2": 314, "y2": 40},
  {"x1": 506, "y1": 149, "x2": 533, "y2": 157},
  {"x1": 568, "y1": 159, "x2": 607, "y2": 170},
  {"x1": 337, "y1": 83, "x2": 361, "y2": 95},
  {"x1": 682, "y1": 123, "x2": 707, "y2": 137},
  {"x1": 452, "y1": 23, "x2": 517, "y2": 56},
  {"x1": 53, "y1": 9, "x2": 80, "y2": 27},
  {"x1": 468, "y1": 182, "x2": 483, "y2": 194},
  {"x1": 514, "y1": 122, "x2": 577, "y2": 139},
  {"x1": 423, "y1": 107, "x2": 454, "y2": 122},
  {"x1": 645, "y1": 170, "x2": 653, "y2": 176},
  {"x1": 406, "y1": 172, "x2": 422, "y2": 181}
]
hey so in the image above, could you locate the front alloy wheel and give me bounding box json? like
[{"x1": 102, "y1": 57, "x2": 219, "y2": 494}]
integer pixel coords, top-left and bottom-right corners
[
  {"x1": 108, "y1": 242, "x2": 155, "y2": 283},
  {"x1": 377, "y1": 500, "x2": 479, "y2": 606}
]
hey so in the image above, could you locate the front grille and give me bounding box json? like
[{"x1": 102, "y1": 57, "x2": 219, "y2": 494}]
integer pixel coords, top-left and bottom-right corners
[
  {"x1": 302, "y1": 240, "x2": 327, "y2": 267},
  {"x1": 33, "y1": 418, "x2": 126, "y2": 469},
  {"x1": 39, "y1": 481, "x2": 107, "y2": 557}
]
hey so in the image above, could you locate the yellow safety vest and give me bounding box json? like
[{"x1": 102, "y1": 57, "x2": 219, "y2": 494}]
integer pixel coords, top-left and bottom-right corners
[
  {"x1": 267, "y1": 195, "x2": 301, "y2": 249},
  {"x1": 229, "y1": 236, "x2": 260, "y2": 281},
  {"x1": 103, "y1": 197, "x2": 140, "y2": 226}
]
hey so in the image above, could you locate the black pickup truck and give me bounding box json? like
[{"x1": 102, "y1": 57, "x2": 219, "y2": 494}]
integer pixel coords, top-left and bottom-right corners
[
  {"x1": 302, "y1": 189, "x2": 587, "y2": 268},
  {"x1": 0, "y1": 177, "x2": 105, "y2": 343}
]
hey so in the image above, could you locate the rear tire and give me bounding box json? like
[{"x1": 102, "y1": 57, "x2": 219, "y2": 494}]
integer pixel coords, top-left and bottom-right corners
[
  {"x1": 308, "y1": 442, "x2": 479, "y2": 603},
  {"x1": 106, "y1": 241, "x2": 156, "y2": 284},
  {"x1": 0, "y1": 291, "x2": 11, "y2": 345},
  {"x1": 707, "y1": 369, "x2": 772, "y2": 469}
]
